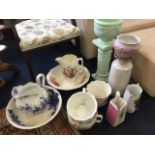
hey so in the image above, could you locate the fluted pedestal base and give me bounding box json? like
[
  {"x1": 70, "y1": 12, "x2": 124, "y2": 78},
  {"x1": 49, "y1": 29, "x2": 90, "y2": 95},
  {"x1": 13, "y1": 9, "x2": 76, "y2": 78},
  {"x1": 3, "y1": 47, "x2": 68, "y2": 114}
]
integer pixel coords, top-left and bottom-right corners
[
  {"x1": 92, "y1": 38, "x2": 113, "y2": 81},
  {"x1": 92, "y1": 73, "x2": 108, "y2": 81}
]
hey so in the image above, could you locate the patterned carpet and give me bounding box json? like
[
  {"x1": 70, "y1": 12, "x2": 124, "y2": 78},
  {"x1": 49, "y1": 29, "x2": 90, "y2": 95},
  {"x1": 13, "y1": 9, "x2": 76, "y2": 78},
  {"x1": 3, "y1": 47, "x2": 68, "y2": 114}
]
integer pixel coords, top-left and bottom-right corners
[{"x1": 0, "y1": 107, "x2": 80, "y2": 135}]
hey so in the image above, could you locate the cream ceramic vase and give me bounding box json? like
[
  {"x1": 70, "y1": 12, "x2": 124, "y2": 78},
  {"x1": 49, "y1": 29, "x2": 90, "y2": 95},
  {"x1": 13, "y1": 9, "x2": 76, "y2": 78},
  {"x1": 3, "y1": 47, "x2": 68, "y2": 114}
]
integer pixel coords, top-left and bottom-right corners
[
  {"x1": 108, "y1": 58, "x2": 133, "y2": 96},
  {"x1": 92, "y1": 19, "x2": 123, "y2": 81}
]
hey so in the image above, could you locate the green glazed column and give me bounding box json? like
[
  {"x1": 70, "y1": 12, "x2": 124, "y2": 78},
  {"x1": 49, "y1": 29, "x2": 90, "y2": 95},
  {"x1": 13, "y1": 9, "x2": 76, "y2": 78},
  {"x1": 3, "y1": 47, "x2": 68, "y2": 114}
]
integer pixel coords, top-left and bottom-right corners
[
  {"x1": 95, "y1": 46, "x2": 113, "y2": 81},
  {"x1": 92, "y1": 19, "x2": 123, "y2": 81}
]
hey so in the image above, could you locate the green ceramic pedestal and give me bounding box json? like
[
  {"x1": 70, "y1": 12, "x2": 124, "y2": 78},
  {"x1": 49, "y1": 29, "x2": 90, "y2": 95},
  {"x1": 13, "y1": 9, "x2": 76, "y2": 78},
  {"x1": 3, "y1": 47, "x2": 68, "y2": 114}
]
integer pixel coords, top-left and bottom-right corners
[
  {"x1": 92, "y1": 39, "x2": 113, "y2": 81},
  {"x1": 92, "y1": 19, "x2": 123, "y2": 81}
]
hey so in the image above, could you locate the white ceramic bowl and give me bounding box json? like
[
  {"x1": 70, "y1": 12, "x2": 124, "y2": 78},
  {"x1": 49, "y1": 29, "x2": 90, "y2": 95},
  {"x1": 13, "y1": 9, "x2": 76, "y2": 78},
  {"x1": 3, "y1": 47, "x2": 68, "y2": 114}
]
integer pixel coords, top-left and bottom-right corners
[
  {"x1": 86, "y1": 80, "x2": 112, "y2": 107},
  {"x1": 46, "y1": 65, "x2": 90, "y2": 91},
  {"x1": 66, "y1": 91, "x2": 103, "y2": 130},
  {"x1": 6, "y1": 85, "x2": 62, "y2": 130}
]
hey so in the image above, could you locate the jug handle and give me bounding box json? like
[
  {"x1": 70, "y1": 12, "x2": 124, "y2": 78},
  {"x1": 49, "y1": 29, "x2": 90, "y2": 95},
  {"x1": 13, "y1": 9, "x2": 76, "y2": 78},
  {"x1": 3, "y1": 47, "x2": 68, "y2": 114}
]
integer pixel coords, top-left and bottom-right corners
[
  {"x1": 115, "y1": 91, "x2": 120, "y2": 99},
  {"x1": 55, "y1": 57, "x2": 61, "y2": 63},
  {"x1": 96, "y1": 114, "x2": 103, "y2": 123},
  {"x1": 36, "y1": 73, "x2": 45, "y2": 87},
  {"x1": 11, "y1": 85, "x2": 23, "y2": 98},
  {"x1": 78, "y1": 58, "x2": 84, "y2": 66}
]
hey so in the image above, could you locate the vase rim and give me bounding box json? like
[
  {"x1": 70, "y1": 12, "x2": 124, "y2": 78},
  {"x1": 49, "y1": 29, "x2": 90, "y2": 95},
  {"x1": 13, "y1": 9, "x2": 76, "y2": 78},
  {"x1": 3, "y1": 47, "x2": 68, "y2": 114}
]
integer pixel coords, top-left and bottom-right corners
[
  {"x1": 94, "y1": 19, "x2": 123, "y2": 25},
  {"x1": 117, "y1": 34, "x2": 141, "y2": 45}
]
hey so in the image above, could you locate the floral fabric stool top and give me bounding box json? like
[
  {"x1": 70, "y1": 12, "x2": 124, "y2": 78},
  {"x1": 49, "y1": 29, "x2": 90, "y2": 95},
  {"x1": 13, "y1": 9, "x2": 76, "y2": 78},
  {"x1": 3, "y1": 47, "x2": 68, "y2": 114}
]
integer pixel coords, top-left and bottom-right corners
[{"x1": 15, "y1": 19, "x2": 80, "y2": 51}]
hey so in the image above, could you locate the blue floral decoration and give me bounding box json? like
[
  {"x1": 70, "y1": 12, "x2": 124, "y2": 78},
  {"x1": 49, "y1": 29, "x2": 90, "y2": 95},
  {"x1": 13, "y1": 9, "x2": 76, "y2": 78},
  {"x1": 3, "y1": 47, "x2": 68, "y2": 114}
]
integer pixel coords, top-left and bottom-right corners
[
  {"x1": 19, "y1": 99, "x2": 47, "y2": 114},
  {"x1": 8, "y1": 109, "x2": 25, "y2": 126},
  {"x1": 17, "y1": 89, "x2": 59, "y2": 114},
  {"x1": 46, "y1": 89, "x2": 59, "y2": 110}
]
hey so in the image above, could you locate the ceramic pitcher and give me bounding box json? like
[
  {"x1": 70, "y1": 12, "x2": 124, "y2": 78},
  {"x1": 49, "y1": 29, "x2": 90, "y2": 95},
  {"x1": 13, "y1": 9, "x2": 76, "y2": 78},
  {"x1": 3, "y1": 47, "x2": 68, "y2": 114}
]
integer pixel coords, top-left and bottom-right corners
[
  {"x1": 106, "y1": 91, "x2": 127, "y2": 127},
  {"x1": 123, "y1": 83, "x2": 143, "y2": 113},
  {"x1": 55, "y1": 54, "x2": 83, "y2": 78}
]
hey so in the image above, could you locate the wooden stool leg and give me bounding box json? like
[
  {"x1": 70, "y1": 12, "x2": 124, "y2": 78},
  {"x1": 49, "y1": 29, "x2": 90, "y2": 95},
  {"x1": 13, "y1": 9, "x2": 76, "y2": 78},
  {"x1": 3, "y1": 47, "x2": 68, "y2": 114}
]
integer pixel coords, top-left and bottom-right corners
[
  {"x1": 0, "y1": 62, "x2": 19, "y2": 88},
  {"x1": 70, "y1": 19, "x2": 80, "y2": 52},
  {"x1": 22, "y1": 52, "x2": 36, "y2": 82},
  {"x1": 0, "y1": 77, "x2": 5, "y2": 88},
  {"x1": 75, "y1": 36, "x2": 80, "y2": 52},
  {"x1": 0, "y1": 62, "x2": 19, "y2": 73}
]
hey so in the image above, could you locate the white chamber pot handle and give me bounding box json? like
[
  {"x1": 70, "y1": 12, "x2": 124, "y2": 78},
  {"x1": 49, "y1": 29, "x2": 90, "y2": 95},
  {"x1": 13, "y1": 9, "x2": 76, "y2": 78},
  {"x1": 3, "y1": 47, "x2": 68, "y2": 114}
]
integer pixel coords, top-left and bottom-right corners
[
  {"x1": 96, "y1": 114, "x2": 103, "y2": 123},
  {"x1": 82, "y1": 87, "x2": 97, "y2": 101},
  {"x1": 36, "y1": 73, "x2": 45, "y2": 87},
  {"x1": 82, "y1": 88, "x2": 87, "y2": 93},
  {"x1": 78, "y1": 58, "x2": 84, "y2": 66}
]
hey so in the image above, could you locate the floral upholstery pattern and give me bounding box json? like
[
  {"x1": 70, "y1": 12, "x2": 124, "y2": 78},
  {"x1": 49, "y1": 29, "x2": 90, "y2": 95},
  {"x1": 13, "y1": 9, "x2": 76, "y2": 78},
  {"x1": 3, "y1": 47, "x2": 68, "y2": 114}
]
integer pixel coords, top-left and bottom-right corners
[{"x1": 15, "y1": 19, "x2": 80, "y2": 51}]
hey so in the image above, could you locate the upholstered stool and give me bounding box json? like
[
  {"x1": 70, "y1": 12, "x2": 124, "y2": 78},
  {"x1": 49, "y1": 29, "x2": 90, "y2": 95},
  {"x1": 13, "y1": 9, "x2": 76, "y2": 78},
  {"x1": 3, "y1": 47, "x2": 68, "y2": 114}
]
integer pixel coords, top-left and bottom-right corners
[
  {"x1": 15, "y1": 19, "x2": 80, "y2": 52},
  {"x1": 14, "y1": 19, "x2": 80, "y2": 81},
  {"x1": 129, "y1": 27, "x2": 155, "y2": 97}
]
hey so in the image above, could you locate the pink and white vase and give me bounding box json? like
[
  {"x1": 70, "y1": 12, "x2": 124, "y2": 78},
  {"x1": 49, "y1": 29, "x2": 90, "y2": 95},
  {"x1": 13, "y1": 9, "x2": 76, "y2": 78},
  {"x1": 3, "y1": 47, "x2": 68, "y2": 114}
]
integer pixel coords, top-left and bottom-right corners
[{"x1": 114, "y1": 34, "x2": 141, "y2": 59}]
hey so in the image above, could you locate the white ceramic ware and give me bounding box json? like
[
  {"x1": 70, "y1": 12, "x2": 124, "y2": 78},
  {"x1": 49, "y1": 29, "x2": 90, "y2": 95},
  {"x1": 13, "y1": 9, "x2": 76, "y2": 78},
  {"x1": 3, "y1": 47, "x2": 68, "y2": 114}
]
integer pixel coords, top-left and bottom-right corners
[
  {"x1": 106, "y1": 91, "x2": 127, "y2": 127},
  {"x1": 6, "y1": 74, "x2": 62, "y2": 130},
  {"x1": 114, "y1": 34, "x2": 141, "y2": 58},
  {"x1": 66, "y1": 88, "x2": 103, "y2": 130},
  {"x1": 55, "y1": 54, "x2": 84, "y2": 78},
  {"x1": 11, "y1": 81, "x2": 49, "y2": 114},
  {"x1": 123, "y1": 83, "x2": 143, "y2": 113},
  {"x1": 86, "y1": 80, "x2": 112, "y2": 107},
  {"x1": 0, "y1": 45, "x2": 7, "y2": 52},
  {"x1": 108, "y1": 58, "x2": 133, "y2": 96},
  {"x1": 46, "y1": 65, "x2": 90, "y2": 91}
]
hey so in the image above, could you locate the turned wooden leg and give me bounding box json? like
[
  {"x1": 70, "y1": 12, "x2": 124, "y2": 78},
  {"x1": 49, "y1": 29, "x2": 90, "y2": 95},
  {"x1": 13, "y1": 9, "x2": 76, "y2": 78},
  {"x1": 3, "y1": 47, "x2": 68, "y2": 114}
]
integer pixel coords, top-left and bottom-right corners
[
  {"x1": 75, "y1": 36, "x2": 80, "y2": 52},
  {"x1": 0, "y1": 62, "x2": 19, "y2": 73},
  {"x1": 0, "y1": 24, "x2": 5, "y2": 41},
  {"x1": 0, "y1": 77, "x2": 5, "y2": 88},
  {"x1": 70, "y1": 19, "x2": 81, "y2": 52},
  {"x1": 22, "y1": 52, "x2": 36, "y2": 82},
  {"x1": 0, "y1": 62, "x2": 20, "y2": 88}
]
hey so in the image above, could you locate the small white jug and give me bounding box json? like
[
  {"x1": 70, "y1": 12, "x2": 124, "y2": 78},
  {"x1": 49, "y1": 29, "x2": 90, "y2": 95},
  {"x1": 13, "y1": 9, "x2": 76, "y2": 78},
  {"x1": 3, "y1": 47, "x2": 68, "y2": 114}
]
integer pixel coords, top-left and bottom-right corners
[{"x1": 123, "y1": 83, "x2": 143, "y2": 113}]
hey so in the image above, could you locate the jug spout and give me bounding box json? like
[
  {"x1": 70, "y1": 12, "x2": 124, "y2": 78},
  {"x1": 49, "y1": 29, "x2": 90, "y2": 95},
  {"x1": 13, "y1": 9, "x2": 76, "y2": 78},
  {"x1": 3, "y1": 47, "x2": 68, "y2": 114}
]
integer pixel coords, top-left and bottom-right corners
[{"x1": 55, "y1": 57, "x2": 62, "y2": 64}]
